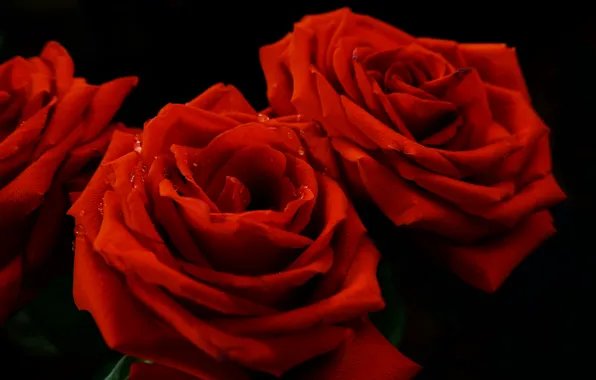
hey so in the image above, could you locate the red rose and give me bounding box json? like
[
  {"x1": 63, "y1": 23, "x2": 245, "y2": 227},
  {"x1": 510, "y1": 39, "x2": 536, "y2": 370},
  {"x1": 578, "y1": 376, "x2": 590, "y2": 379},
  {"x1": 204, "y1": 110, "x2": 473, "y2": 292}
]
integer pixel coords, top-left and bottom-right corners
[
  {"x1": 69, "y1": 84, "x2": 420, "y2": 379},
  {"x1": 260, "y1": 8, "x2": 566, "y2": 292},
  {"x1": 0, "y1": 41, "x2": 137, "y2": 321}
]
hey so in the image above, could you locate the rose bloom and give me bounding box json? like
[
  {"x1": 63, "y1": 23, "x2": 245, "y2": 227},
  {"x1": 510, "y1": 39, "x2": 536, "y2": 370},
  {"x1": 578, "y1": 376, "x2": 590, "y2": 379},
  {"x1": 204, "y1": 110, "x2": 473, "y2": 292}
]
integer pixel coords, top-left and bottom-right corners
[
  {"x1": 260, "y1": 8, "x2": 566, "y2": 292},
  {"x1": 0, "y1": 41, "x2": 137, "y2": 321},
  {"x1": 69, "y1": 84, "x2": 420, "y2": 379}
]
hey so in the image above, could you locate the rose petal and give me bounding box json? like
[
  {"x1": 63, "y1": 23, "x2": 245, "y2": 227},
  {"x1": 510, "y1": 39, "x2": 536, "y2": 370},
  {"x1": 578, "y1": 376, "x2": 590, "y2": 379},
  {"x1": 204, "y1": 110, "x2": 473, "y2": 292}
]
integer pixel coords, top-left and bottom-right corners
[
  {"x1": 95, "y1": 190, "x2": 275, "y2": 316},
  {"x1": 69, "y1": 130, "x2": 139, "y2": 240},
  {"x1": 386, "y1": 92, "x2": 457, "y2": 141},
  {"x1": 191, "y1": 123, "x2": 303, "y2": 188},
  {"x1": 0, "y1": 100, "x2": 54, "y2": 160},
  {"x1": 429, "y1": 211, "x2": 556, "y2": 292},
  {"x1": 129, "y1": 277, "x2": 350, "y2": 376},
  {"x1": 314, "y1": 70, "x2": 377, "y2": 148},
  {"x1": 333, "y1": 138, "x2": 499, "y2": 243},
  {"x1": 310, "y1": 204, "x2": 367, "y2": 301},
  {"x1": 216, "y1": 176, "x2": 251, "y2": 213},
  {"x1": 33, "y1": 78, "x2": 96, "y2": 157},
  {"x1": 0, "y1": 124, "x2": 81, "y2": 227},
  {"x1": 417, "y1": 37, "x2": 468, "y2": 68},
  {"x1": 260, "y1": 34, "x2": 296, "y2": 116},
  {"x1": 213, "y1": 237, "x2": 383, "y2": 335},
  {"x1": 459, "y1": 43, "x2": 531, "y2": 101},
  {"x1": 160, "y1": 180, "x2": 312, "y2": 275},
  {"x1": 205, "y1": 145, "x2": 287, "y2": 208},
  {"x1": 179, "y1": 244, "x2": 332, "y2": 307},
  {"x1": 187, "y1": 83, "x2": 255, "y2": 114},
  {"x1": 141, "y1": 104, "x2": 238, "y2": 164},
  {"x1": 80, "y1": 76, "x2": 138, "y2": 143},
  {"x1": 73, "y1": 236, "x2": 248, "y2": 380},
  {"x1": 287, "y1": 174, "x2": 347, "y2": 269},
  {"x1": 40, "y1": 41, "x2": 74, "y2": 98},
  {"x1": 146, "y1": 156, "x2": 210, "y2": 267}
]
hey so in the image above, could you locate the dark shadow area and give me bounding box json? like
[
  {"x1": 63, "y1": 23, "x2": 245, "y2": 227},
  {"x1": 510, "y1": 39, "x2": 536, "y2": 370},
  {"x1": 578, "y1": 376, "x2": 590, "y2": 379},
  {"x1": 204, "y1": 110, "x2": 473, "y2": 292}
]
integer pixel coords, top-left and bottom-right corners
[{"x1": 0, "y1": 1, "x2": 594, "y2": 378}]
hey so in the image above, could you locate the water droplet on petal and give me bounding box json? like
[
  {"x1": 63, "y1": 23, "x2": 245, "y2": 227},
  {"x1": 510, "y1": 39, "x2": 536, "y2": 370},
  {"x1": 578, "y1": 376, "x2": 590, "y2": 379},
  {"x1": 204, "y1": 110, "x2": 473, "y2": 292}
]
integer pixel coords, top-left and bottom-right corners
[
  {"x1": 140, "y1": 163, "x2": 147, "y2": 173},
  {"x1": 192, "y1": 162, "x2": 198, "y2": 168},
  {"x1": 296, "y1": 114, "x2": 303, "y2": 122},
  {"x1": 257, "y1": 113, "x2": 270, "y2": 122},
  {"x1": 97, "y1": 199, "x2": 104, "y2": 215},
  {"x1": 79, "y1": 210, "x2": 86, "y2": 216},
  {"x1": 298, "y1": 147, "x2": 305, "y2": 156},
  {"x1": 133, "y1": 134, "x2": 143, "y2": 154},
  {"x1": 287, "y1": 131, "x2": 294, "y2": 139},
  {"x1": 74, "y1": 224, "x2": 86, "y2": 237}
]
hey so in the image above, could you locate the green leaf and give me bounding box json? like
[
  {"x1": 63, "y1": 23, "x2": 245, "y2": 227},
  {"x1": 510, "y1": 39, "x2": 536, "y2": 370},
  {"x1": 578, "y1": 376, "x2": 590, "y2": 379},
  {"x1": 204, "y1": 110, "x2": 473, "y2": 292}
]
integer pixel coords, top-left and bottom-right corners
[
  {"x1": 97, "y1": 356, "x2": 152, "y2": 380},
  {"x1": 1, "y1": 274, "x2": 119, "y2": 378},
  {"x1": 370, "y1": 257, "x2": 406, "y2": 347}
]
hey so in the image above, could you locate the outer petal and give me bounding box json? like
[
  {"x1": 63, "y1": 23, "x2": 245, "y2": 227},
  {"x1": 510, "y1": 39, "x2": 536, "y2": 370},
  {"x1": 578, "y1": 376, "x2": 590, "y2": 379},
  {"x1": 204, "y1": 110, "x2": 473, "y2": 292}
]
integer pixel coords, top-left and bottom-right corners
[
  {"x1": 428, "y1": 211, "x2": 556, "y2": 292},
  {"x1": 73, "y1": 236, "x2": 248, "y2": 380}
]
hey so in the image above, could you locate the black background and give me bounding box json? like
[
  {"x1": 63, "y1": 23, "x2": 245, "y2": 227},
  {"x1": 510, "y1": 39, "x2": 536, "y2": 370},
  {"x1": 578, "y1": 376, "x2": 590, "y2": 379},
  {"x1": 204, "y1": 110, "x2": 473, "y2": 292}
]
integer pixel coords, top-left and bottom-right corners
[{"x1": 1, "y1": 1, "x2": 595, "y2": 379}]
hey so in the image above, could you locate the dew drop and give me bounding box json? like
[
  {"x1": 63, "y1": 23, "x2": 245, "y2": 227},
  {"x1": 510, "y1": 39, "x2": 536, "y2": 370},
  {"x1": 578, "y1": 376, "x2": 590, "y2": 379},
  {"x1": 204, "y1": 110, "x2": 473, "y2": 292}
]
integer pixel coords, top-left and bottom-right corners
[
  {"x1": 74, "y1": 224, "x2": 86, "y2": 237},
  {"x1": 257, "y1": 113, "x2": 270, "y2": 122},
  {"x1": 296, "y1": 114, "x2": 303, "y2": 122},
  {"x1": 192, "y1": 162, "x2": 198, "y2": 168},
  {"x1": 97, "y1": 199, "x2": 104, "y2": 215},
  {"x1": 79, "y1": 210, "x2": 86, "y2": 216},
  {"x1": 140, "y1": 163, "x2": 147, "y2": 173},
  {"x1": 133, "y1": 134, "x2": 143, "y2": 154},
  {"x1": 298, "y1": 147, "x2": 305, "y2": 156}
]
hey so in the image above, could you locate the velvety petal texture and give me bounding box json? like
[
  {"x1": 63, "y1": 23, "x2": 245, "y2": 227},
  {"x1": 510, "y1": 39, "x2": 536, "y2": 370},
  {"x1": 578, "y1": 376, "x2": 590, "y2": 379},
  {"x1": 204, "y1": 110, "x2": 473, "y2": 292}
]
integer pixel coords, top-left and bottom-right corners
[
  {"x1": 260, "y1": 8, "x2": 565, "y2": 292},
  {"x1": 70, "y1": 84, "x2": 418, "y2": 378},
  {"x1": 0, "y1": 41, "x2": 137, "y2": 322}
]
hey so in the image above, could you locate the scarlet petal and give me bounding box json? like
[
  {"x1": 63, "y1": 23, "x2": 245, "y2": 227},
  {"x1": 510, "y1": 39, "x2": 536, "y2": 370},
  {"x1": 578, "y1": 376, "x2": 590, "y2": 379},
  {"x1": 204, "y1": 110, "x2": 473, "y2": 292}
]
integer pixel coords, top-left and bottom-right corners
[
  {"x1": 287, "y1": 174, "x2": 346, "y2": 269},
  {"x1": 191, "y1": 123, "x2": 302, "y2": 188},
  {"x1": 180, "y1": 244, "x2": 332, "y2": 307},
  {"x1": 260, "y1": 35, "x2": 296, "y2": 116},
  {"x1": 160, "y1": 180, "x2": 312, "y2": 275},
  {"x1": 80, "y1": 76, "x2": 138, "y2": 143},
  {"x1": 310, "y1": 204, "x2": 367, "y2": 301},
  {"x1": 332, "y1": 139, "x2": 497, "y2": 243},
  {"x1": 216, "y1": 176, "x2": 251, "y2": 213},
  {"x1": 205, "y1": 145, "x2": 287, "y2": 204},
  {"x1": 146, "y1": 156, "x2": 210, "y2": 267},
  {"x1": 287, "y1": 320, "x2": 421, "y2": 380},
  {"x1": 430, "y1": 211, "x2": 556, "y2": 292},
  {"x1": 0, "y1": 125, "x2": 81, "y2": 227},
  {"x1": 313, "y1": 70, "x2": 377, "y2": 148},
  {"x1": 95, "y1": 190, "x2": 274, "y2": 316},
  {"x1": 129, "y1": 277, "x2": 350, "y2": 377},
  {"x1": 141, "y1": 104, "x2": 238, "y2": 164},
  {"x1": 386, "y1": 92, "x2": 457, "y2": 142},
  {"x1": 213, "y1": 238, "x2": 384, "y2": 335},
  {"x1": 289, "y1": 26, "x2": 324, "y2": 122},
  {"x1": 40, "y1": 41, "x2": 74, "y2": 98},
  {"x1": 73, "y1": 236, "x2": 248, "y2": 380},
  {"x1": 69, "y1": 130, "x2": 139, "y2": 240},
  {"x1": 187, "y1": 83, "x2": 256, "y2": 114},
  {"x1": 0, "y1": 100, "x2": 54, "y2": 160},
  {"x1": 37, "y1": 79, "x2": 96, "y2": 156},
  {"x1": 460, "y1": 43, "x2": 531, "y2": 101}
]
